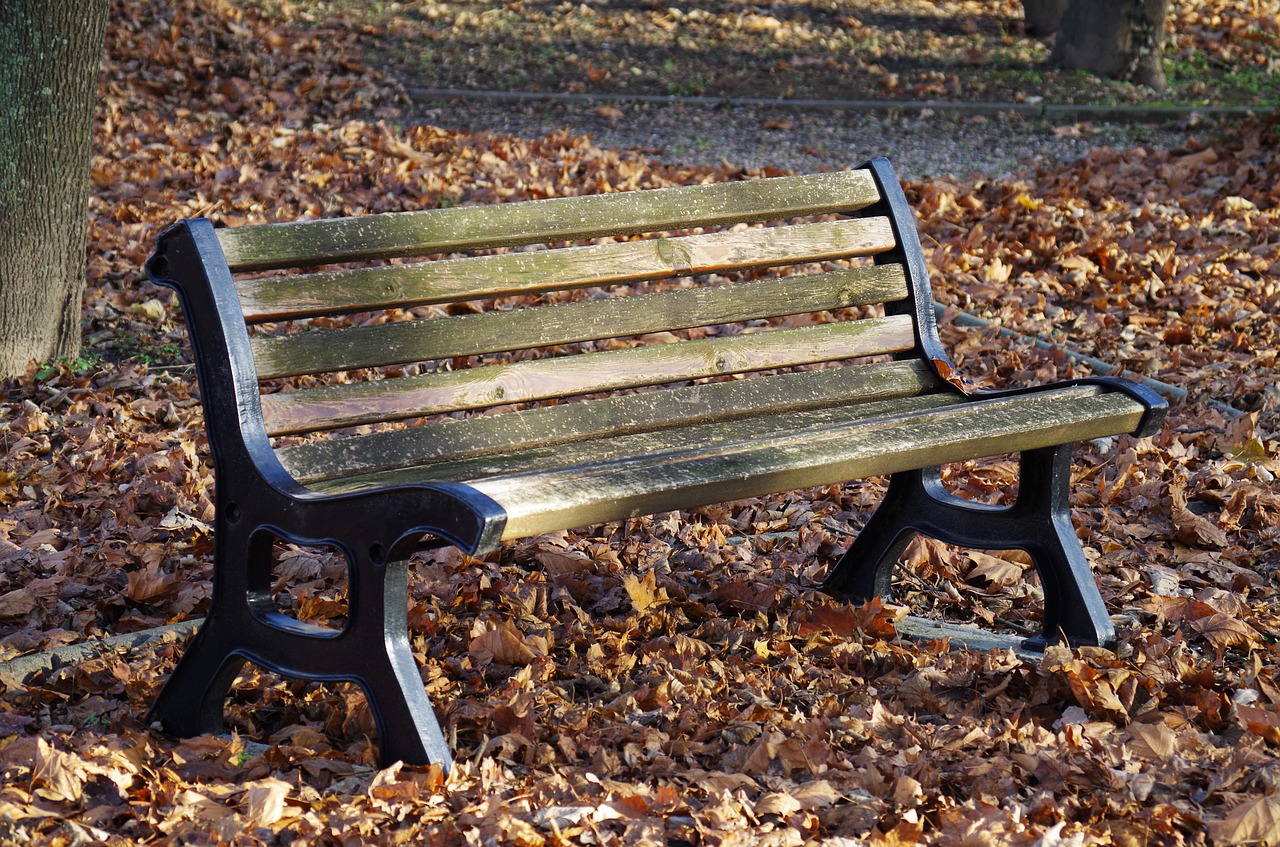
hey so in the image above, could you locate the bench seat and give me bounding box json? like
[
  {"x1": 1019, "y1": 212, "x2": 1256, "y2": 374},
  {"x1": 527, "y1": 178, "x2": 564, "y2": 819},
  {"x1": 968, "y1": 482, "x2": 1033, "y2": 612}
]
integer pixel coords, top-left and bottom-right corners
[{"x1": 296, "y1": 378, "x2": 1147, "y2": 543}]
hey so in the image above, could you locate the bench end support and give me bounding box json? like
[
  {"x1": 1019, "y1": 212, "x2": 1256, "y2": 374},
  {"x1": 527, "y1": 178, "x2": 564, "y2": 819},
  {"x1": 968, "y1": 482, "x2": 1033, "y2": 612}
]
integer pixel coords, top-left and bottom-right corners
[{"x1": 823, "y1": 442, "x2": 1116, "y2": 650}]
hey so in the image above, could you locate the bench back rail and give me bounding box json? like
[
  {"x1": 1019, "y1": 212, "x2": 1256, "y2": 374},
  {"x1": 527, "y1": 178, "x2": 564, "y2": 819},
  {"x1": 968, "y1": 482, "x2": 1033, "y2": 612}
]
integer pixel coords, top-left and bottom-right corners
[{"x1": 154, "y1": 165, "x2": 955, "y2": 529}]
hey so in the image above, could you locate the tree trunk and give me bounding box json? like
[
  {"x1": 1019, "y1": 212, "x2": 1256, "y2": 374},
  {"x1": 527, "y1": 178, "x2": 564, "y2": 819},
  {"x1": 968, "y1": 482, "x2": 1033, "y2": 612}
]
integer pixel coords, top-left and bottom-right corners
[
  {"x1": 0, "y1": 2, "x2": 109, "y2": 377},
  {"x1": 1021, "y1": 0, "x2": 1070, "y2": 37},
  {"x1": 1050, "y1": 0, "x2": 1169, "y2": 91}
]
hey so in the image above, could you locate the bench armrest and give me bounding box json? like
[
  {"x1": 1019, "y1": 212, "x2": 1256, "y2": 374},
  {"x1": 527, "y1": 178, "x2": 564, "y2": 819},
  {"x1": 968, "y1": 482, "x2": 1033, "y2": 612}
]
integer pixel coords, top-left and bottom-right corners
[
  {"x1": 963, "y1": 376, "x2": 1168, "y2": 439},
  {"x1": 858, "y1": 158, "x2": 1167, "y2": 444},
  {"x1": 266, "y1": 481, "x2": 509, "y2": 559}
]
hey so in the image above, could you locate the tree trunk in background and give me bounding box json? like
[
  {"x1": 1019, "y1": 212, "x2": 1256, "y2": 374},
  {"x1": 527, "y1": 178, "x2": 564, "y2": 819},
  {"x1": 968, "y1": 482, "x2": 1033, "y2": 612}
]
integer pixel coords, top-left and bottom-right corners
[
  {"x1": 1049, "y1": 0, "x2": 1169, "y2": 91},
  {"x1": 1021, "y1": 0, "x2": 1070, "y2": 37},
  {"x1": 0, "y1": 2, "x2": 109, "y2": 377}
]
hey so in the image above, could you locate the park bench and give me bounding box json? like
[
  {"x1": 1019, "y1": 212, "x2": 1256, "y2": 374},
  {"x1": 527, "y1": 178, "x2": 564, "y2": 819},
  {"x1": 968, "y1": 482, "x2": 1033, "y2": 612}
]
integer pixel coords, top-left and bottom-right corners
[{"x1": 143, "y1": 158, "x2": 1166, "y2": 769}]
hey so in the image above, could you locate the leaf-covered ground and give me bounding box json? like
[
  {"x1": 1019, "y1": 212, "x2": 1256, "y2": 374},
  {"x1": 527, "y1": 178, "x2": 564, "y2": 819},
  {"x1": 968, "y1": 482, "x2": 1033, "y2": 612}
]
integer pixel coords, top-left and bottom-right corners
[
  {"x1": 261, "y1": 0, "x2": 1280, "y2": 106},
  {"x1": 1, "y1": 1, "x2": 1279, "y2": 844}
]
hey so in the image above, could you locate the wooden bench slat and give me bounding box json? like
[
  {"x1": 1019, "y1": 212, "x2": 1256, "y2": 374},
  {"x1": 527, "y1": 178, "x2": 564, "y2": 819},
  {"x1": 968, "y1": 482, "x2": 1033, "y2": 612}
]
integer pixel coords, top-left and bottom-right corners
[
  {"x1": 312, "y1": 392, "x2": 966, "y2": 493},
  {"x1": 262, "y1": 316, "x2": 916, "y2": 436},
  {"x1": 251, "y1": 263, "x2": 909, "y2": 380},
  {"x1": 280, "y1": 359, "x2": 942, "y2": 485},
  {"x1": 216, "y1": 170, "x2": 881, "y2": 271},
  {"x1": 473, "y1": 389, "x2": 1148, "y2": 540},
  {"x1": 237, "y1": 217, "x2": 897, "y2": 323}
]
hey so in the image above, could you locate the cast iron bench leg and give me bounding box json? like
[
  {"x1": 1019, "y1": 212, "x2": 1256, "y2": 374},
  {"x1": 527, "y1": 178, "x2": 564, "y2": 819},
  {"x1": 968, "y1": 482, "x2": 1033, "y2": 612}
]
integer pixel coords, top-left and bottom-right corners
[
  {"x1": 342, "y1": 555, "x2": 454, "y2": 769},
  {"x1": 145, "y1": 614, "x2": 249, "y2": 740},
  {"x1": 822, "y1": 443, "x2": 1115, "y2": 649},
  {"x1": 148, "y1": 529, "x2": 453, "y2": 769}
]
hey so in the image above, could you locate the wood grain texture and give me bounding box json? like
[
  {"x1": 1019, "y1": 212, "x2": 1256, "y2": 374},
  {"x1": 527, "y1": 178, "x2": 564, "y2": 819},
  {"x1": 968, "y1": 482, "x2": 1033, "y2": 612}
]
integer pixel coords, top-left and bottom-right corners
[
  {"x1": 473, "y1": 389, "x2": 1148, "y2": 539},
  {"x1": 279, "y1": 359, "x2": 943, "y2": 484},
  {"x1": 217, "y1": 170, "x2": 882, "y2": 271},
  {"x1": 237, "y1": 217, "x2": 896, "y2": 322},
  {"x1": 261, "y1": 316, "x2": 916, "y2": 435},
  {"x1": 251, "y1": 263, "x2": 909, "y2": 379},
  {"x1": 311, "y1": 392, "x2": 967, "y2": 491}
]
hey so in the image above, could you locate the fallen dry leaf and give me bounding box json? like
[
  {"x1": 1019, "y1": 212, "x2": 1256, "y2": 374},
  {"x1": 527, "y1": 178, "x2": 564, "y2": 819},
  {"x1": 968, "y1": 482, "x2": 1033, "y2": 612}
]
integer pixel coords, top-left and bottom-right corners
[
  {"x1": 1208, "y1": 796, "x2": 1280, "y2": 847},
  {"x1": 469, "y1": 622, "x2": 546, "y2": 667},
  {"x1": 241, "y1": 777, "x2": 292, "y2": 828}
]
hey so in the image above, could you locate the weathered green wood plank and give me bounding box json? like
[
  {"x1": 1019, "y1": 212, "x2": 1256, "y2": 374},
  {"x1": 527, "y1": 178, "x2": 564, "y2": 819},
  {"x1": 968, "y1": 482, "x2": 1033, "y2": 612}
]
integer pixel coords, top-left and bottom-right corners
[
  {"x1": 472, "y1": 389, "x2": 1147, "y2": 540},
  {"x1": 280, "y1": 359, "x2": 943, "y2": 485},
  {"x1": 251, "y1": 263, "x2": 908, "y2": 380},
  {"x1": 313, "y1": 391, "x2": 968, "y2": 491},
  {"x1": 238, "y1": 217, "x2": 896, "y2": 323},
  {"x1": 218, "y1": 170, "x2": 882, "y2": 272},
  {"x1": 261, "y1": 316, "x2": 916, "y2": 435}
]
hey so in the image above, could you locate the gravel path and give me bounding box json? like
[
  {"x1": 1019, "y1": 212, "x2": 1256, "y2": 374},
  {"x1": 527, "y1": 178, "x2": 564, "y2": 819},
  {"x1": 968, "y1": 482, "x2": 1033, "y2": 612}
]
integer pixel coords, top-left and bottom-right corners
[{"x1": 411, "y1": 95, "x2": 1194, "y2": 180}]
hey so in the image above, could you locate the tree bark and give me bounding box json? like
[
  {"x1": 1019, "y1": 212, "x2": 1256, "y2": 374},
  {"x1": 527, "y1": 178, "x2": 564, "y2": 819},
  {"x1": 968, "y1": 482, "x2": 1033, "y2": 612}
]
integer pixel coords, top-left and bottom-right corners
[
  {"x1": 0, "y1": 1, "x2": 109, "y2": 377},
  {"x1": 1050, "y1": 0, "x2": 1169, "y2": 91},
  {"x1": 1020, "y1": 0, "x2": 1070, "y2": 37}
]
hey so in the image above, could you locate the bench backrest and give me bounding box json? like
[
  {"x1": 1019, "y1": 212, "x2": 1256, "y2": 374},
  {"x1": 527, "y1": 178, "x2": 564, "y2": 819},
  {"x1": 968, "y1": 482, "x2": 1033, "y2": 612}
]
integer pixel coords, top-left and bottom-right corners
[{"x1": 148, "y1": 159, "x2": 951, "y2": 491}]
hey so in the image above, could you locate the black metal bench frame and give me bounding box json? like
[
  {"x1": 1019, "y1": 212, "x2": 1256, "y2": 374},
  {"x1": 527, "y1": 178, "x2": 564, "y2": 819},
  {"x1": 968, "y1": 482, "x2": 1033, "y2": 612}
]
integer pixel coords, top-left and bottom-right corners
[{"x1": 143, "y1": 159, "x2": 1165, "y2": 769}]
